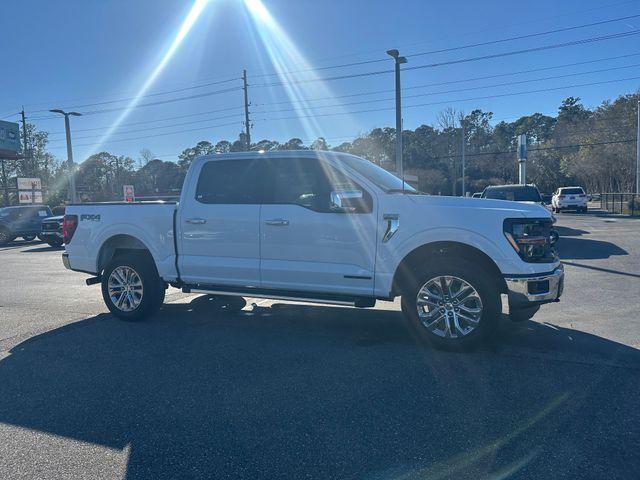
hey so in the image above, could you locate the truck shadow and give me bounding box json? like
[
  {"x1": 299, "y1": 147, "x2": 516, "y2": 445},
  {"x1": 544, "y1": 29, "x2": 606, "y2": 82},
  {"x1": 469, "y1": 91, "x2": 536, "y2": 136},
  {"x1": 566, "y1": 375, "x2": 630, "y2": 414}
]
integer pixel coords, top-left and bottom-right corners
[
  {"x1": 557, "y1": 237, "x2": 627, "y2": 260},
  {"x1": 555, "y1": 225, "x2": 588, "y2": 237},
  {"x1": 21, "y1": 245, "x2": 65, "y2": 253},
  {"x1": 0, "y1": 297, "x2": 638, "y2": 479}
]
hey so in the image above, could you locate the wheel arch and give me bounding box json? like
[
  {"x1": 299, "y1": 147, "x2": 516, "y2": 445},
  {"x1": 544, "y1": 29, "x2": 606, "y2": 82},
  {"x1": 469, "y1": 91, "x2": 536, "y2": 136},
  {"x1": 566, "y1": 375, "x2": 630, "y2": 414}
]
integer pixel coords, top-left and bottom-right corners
[
  {"x1": 97, "y1": 234, "x2": 154, "y2": 273},
  {"x1": 391, "y1": 241, "x2": 507, "y2": 297}
]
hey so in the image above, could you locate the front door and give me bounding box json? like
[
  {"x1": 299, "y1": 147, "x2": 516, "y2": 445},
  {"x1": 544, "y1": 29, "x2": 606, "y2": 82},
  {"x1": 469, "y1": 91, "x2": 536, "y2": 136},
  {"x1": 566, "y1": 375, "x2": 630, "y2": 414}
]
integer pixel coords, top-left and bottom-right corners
[
  {"x1": 178, "y1": 158, "x2": 263, "y2": 287},
  {"x1": 260, "y1": 157, "x2": 377, "y2": 296}
]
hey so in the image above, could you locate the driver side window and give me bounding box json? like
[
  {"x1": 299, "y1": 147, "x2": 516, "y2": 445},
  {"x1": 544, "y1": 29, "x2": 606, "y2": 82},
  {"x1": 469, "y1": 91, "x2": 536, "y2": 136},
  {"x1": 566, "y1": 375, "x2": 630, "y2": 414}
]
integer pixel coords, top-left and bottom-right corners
[{"x1": 266, "y1": 158, "x2": 372, "y2": 213}]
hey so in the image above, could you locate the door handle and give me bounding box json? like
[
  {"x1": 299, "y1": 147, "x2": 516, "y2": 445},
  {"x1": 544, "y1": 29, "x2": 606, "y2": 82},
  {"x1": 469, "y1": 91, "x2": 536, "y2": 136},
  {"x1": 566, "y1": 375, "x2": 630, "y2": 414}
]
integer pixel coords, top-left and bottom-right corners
[
  {"x1": 264, "y1": 218, "x2": 290, "y2": 226},
  {"x1": 185, "y1": 218, "x2": 207, "y2": 225}
]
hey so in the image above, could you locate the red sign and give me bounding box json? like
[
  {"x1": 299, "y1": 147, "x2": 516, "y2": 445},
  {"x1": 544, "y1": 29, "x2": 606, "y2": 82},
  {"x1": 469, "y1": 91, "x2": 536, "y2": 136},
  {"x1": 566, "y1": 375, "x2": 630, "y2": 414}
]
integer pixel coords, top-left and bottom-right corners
[{"x1": 123, "y1": 185, "x2": 135, "y2": 203}]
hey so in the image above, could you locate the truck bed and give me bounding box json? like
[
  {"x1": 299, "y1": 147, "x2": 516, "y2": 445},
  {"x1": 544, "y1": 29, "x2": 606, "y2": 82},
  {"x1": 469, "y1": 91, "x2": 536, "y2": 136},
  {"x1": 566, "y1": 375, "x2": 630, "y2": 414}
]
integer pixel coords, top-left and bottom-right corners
[{"x1": 64, "y1": 202, "x2": 178, "y2": 279}]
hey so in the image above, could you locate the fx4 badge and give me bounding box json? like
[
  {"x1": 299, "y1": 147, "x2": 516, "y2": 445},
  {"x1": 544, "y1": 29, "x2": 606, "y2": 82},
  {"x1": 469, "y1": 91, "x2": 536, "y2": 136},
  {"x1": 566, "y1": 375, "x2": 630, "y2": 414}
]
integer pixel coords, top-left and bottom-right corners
[{"x1": 80, "y1": 214, "x2": 101, "y2": 222}]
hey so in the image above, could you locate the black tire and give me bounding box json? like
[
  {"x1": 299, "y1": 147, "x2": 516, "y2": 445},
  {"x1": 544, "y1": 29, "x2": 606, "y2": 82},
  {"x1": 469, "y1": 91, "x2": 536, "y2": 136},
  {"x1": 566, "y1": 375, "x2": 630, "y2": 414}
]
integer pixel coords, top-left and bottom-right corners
[
  {"x1": 47, "y1": 240, "x2": 64, "y2": 248},
  {"x1": 101, "y1": 253, "x2": 165, "y2": 321},
  {"x1": 0, "y1": 228, "x2": 14, "y2": 245},
  {"x1": 22, "y1": 235, "x2": 36, "y2": 242},
  {"x1": 401, "y1": 257, "x2": 501, "y2": 350}
]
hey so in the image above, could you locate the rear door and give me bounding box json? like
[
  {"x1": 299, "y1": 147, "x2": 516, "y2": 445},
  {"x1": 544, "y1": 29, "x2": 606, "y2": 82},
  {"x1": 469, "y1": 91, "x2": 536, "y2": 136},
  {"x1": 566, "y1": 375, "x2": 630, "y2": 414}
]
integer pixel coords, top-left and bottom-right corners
[
  {"x1": 177, "y1": 158, "x2": 264, "y2": 287},
  {"x1": 259, "y1": 157, "x2": 377, "y2": 296}
]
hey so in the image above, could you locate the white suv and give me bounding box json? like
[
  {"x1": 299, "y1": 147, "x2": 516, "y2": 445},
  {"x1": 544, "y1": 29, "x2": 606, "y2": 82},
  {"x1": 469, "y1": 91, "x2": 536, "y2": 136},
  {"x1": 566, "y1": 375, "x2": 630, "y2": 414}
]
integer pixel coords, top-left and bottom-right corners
[{"x1": 552, "y1": 187, "x2": 588, "y2": 213}]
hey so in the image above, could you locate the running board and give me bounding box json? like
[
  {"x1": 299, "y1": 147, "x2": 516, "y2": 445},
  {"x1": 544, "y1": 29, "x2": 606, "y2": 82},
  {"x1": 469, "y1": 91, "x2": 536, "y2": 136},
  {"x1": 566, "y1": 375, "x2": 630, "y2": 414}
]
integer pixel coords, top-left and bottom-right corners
[{"x1": 181, "y1": 284, "x2": 376, "y2": 308}]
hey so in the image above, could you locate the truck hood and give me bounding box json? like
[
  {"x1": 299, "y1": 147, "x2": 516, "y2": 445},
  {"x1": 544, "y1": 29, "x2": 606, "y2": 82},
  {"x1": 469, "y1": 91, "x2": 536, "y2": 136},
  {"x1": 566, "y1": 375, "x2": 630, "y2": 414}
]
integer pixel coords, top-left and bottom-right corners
[{"x1": 404, "y1": 194, "x2": 551, "y2": 218}]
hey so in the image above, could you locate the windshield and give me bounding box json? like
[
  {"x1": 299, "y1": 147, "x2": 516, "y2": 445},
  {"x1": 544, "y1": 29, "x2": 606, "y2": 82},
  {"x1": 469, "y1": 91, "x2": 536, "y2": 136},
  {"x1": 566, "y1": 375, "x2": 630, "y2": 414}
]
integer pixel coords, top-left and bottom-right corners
[
  {"x1": 483, "y1": 186, "x2": 541, "y2": 202},
  {"x1": 339, "y1": 156, "x2": 417, "y2": 192}
]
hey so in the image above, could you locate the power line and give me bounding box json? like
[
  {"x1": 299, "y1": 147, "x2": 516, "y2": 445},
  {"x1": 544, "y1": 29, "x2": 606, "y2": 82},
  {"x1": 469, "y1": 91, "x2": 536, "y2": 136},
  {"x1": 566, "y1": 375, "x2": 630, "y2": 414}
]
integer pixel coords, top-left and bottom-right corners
[
  {"x1": 6, "y1": 9, "x2": 640, "y2": 116},
  {"x1": 29, "y1": 86, "x2": 243, "y2": 120},
  {"x1": 47, "y1": 113, "x2": 245, "y2": 144},
  {"x1": 254, "y1": 52, "x2": 640, "y2": 107},
  {"x1": 256, "y1": 75, "x2": 640, "y2": 118},
  {"x1": 406, "y1": 14, "x2": 640, "y2": 59},
  {"x1": 253, "y1": 30, "x2": 640, "y2": 88},
  {"x1": 248, "y1": 14, "x2": 640, "y2": 79},
  {"x1": 46, "y1": 106, "x2": 246, "y2": 136},
  {"x1": 31, "y1": 77, "x2": 241, "y2": 113},
  {"x1": 47, "y1": 120, "x2": 242, "y2": 150},
  {"x1": 252, "y1": 63, "x2": 640, "y2": 115}
]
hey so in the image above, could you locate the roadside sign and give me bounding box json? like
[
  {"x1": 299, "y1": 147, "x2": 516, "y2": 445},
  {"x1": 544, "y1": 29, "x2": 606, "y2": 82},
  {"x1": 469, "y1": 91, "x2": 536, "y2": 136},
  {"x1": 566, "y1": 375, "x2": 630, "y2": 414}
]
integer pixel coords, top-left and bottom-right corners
[
  {"x1": 0, "y1": 121, "x2": 21, "y2": 156},
  {"x1": 123, "y1": 185, "x2": 135, "y2": 202},
  {"x1": 18, "y1": 190, "x2": 43, "y2": 204},
  {"x1": 17, "y1": 177, "x2": 42, "y2": 190}
]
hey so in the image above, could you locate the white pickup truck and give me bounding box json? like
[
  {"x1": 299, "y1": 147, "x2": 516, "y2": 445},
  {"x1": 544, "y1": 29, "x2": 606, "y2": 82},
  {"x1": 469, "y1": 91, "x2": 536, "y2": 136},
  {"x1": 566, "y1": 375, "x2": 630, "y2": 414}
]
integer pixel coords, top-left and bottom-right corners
[{"x1": 62, "y1": 150, "x2": 563, "y2": 349}]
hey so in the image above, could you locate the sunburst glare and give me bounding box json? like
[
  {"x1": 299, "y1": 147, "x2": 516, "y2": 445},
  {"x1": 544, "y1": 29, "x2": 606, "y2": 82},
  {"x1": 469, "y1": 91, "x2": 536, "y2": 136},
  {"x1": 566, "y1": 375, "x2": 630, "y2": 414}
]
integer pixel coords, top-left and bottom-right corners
[
  {"x1": 88, "y1": 0, "x2": 212, "y2": 156},
  {"x1": 243, "y1": 0, "x2": 358, "y2": 143}
]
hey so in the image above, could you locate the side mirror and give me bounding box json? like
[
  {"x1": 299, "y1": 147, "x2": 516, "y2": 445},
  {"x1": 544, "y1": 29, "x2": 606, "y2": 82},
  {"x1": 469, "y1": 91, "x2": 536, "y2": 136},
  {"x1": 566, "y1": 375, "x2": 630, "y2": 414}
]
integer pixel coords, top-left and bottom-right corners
[{"x1": 330, "y1": 190, "x2": 363, "y2": 213}]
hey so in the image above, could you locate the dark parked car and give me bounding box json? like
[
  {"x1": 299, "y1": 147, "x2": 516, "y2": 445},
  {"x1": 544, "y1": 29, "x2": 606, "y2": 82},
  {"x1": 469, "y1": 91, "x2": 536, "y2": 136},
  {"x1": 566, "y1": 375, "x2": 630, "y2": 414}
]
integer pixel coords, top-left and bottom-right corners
[
  {"x1": 40, "y1": 215, "x2": 64, "y2": 248},
  {"x1": 0, "y1": 205, "x2": 53, "y2": 245},
  {"x1": 481, "y1": 185, "x2": 559, "y2": 245},
  {"x1": 481, "y1": 184, "x2": 544, "y2": 204}
]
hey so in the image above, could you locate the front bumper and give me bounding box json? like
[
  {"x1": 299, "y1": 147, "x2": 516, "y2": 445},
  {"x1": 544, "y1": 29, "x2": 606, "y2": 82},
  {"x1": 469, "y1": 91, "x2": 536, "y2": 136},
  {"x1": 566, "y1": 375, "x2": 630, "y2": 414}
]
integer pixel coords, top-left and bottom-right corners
[
  {"x1": 504, "y1": 264, "x2": 564, "y2": 307},
  {"x1": 40, "y1": 231, "x2": 62, "y2": 240}
]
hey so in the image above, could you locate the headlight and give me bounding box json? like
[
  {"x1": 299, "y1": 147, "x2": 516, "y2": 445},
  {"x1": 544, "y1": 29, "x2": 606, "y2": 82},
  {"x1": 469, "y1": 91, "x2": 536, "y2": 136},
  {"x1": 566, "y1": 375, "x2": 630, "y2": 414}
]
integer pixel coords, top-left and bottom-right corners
[{"x1": 503, "y1": 218, "x2": 556, "y2": 263}]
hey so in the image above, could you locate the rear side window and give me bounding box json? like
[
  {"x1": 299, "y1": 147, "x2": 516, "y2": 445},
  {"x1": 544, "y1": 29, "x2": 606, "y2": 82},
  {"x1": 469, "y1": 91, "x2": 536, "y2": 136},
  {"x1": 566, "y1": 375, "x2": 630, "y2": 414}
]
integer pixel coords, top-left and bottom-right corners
[
  {"x1": 196, "y1": 159, "x2": 263, "y2": 204},
  {"x1": 559, "y1": 187, "x2": 585, "y2": 195}
]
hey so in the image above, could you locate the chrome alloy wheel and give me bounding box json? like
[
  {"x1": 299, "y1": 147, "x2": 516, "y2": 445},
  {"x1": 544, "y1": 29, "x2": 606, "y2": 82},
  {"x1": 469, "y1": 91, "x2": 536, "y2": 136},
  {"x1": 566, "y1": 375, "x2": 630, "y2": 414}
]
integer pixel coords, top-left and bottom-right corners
[
  {"x1": 108, "y1": 266, "x2": 144, "y2": 312},
  {"x1": 416, "y1": 275, "x2": 483, "y2": 339}
]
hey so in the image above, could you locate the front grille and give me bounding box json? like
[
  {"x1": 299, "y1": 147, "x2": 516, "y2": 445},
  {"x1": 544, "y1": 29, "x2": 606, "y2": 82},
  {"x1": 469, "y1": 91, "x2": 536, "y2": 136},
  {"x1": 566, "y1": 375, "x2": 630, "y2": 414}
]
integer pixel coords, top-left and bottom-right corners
[{"x1": 42, "y1": 222, "x2": 60, "y2": 231}]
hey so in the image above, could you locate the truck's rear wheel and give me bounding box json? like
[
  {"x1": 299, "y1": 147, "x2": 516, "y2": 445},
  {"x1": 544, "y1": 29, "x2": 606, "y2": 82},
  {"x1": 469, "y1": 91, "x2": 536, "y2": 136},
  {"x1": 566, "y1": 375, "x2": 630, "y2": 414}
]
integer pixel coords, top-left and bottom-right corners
[
  {"x1": 101, "y1": 253, "x2": 165, "y2": 321},
  {"x1": 401, "y1": 258, "x2": 501, "y2": 350}
]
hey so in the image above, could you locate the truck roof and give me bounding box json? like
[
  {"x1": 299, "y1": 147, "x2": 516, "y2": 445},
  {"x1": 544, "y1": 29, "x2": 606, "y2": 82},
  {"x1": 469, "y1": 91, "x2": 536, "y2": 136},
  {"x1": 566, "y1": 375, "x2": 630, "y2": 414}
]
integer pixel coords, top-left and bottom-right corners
[{"x1": 193, "y1": 149, "x2": 360, "y2": 165}]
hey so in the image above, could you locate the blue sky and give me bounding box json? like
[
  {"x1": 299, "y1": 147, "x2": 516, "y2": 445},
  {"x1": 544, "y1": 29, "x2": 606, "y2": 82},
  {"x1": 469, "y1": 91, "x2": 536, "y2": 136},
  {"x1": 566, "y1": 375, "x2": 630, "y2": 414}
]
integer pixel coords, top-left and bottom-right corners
[{"x1": 2, "y1": 0, "x2": 640, "y2": 164}]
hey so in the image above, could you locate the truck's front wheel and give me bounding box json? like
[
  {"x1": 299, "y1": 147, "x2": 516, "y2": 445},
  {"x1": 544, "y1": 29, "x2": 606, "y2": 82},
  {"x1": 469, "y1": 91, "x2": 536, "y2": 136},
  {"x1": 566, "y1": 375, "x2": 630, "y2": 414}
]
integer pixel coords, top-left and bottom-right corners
[
  {"x1": 101, "y1": 253, "x2": 165, "y2": 321},
  {"x1": 401, "y1": 258, "x2": 501, "y2": 350}
]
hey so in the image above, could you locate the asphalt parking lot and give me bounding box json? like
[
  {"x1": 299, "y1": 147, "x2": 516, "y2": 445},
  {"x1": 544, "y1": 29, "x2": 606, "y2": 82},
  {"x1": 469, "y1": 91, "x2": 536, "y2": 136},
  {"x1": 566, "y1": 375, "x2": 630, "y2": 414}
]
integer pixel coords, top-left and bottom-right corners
[{"x1": 0, "y1": 211, "x2": 638, "y2": 479}]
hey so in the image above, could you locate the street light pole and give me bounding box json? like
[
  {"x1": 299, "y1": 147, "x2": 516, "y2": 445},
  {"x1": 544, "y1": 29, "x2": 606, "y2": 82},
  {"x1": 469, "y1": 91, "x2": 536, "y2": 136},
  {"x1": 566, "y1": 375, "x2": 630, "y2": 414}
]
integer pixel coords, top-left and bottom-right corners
[
  {"x1": 386, "y1": 49, "x2": 407, "y2": 184},
  {"x1": 50, "y1": 109, "x2": 82, "y2": 203}
]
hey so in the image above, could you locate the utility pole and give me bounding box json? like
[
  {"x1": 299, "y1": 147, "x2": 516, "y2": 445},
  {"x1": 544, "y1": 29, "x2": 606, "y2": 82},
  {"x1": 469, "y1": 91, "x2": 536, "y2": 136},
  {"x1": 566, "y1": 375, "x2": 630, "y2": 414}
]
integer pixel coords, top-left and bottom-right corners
[
  {"x1": 20, "y1": 109, "x2": 30, "y2": 175},
  {"x1": 242, "y1": 69, "x2": 251, "y2": 150},
  {"x1": 636, "y1": 100, "x2": 639, "y2": 195},
  {"x1": 50, "y1": 109, "x2": 82, "y2": 203},
  {"x1": 461, "y1": 123, "x2": 466, "y2": 196},
  {"x1": 386, "y1": 49, "x2": 407, "y2": 184},
  {"x1": 518, "y1": 133, "x2": 527, "y2": 185}
]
